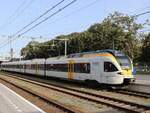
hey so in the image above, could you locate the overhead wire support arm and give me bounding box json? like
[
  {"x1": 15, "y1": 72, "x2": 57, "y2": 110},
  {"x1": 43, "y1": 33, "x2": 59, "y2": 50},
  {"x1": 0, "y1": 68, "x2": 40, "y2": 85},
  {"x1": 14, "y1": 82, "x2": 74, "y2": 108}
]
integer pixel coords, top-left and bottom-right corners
[{"x1": 53, "y1": 38, "x2": 69, "y2": 56}]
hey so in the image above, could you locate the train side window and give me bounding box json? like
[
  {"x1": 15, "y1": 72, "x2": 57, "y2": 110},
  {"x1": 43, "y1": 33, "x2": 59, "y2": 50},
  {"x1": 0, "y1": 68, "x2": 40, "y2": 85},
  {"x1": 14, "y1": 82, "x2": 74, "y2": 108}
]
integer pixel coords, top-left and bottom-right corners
[
  {"x1": 74, "y1": 63, "x2": 90, "y2": 73},
  {"x1": 46, "y1": 63, "x2": 68, "y2": 72},
  {"x1": 39, "y1": 64, "x2": 45, "y2": 70},
  {"x1": 104, "y1": 62, "x2": 118, "y2": 72}
]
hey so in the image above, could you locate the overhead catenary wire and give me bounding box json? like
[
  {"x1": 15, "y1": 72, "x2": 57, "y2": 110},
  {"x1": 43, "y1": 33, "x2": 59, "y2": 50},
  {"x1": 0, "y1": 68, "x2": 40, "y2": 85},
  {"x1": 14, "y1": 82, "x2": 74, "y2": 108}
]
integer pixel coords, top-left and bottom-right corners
[
  {"x1": 129, "y1": 5, "x2": 150, "y2": 14},
  {"x1": 0, "y1": 0, "x2": 66, "y2": 49},
  {"x1": 1, "y1": 0, "x2": 150, "y2": 50},
  {"x1": 19, "y1": 0, "x2": 77, "y2": 36},
  {"x1": 138, "y1": 29, "x2": 150, "y2": 33},
  {"x1": 0, "y1": 0, "x2": 77, "y2": 49},
  {"x1": 64, "y1": 0, "x2": 101, "y2": 17},
  {"x1": 9, "y1": 0, "x2": 35, "y2": 24},
  {"x1": 133, "y1": 11, "x2": 150, "y2": 17},
  {"x1": 44, "y1": 0, "x2": 101, "y2": 36},
  {"x1": 0, "y1": 0, "x2": 27, "y2": 30},
  {"x1": 132, "y1": 11, "x2": 150, "y2": 34},
  {"x1": 0, "y1": 0, "x2": 35, "y2": 49},
  {"x1": 40, "y1": 0, "x2": 150, "y2": 36},
  {"x1": 13, "y1": 0, "x2": 65, "y2": 37},
  {"x1": 0, "y1": 0, "x2": 33, "y2": 30},
  {"x1": 17, "y1": 7, "x2": 150, "y2": 42}
]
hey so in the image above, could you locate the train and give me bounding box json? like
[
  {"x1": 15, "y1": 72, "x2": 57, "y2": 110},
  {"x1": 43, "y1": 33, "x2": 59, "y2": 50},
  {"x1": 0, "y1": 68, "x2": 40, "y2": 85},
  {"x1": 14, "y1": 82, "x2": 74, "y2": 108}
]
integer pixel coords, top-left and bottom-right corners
[{"x1": 0, "y1": 50, "x2": 135, "y2": 86}]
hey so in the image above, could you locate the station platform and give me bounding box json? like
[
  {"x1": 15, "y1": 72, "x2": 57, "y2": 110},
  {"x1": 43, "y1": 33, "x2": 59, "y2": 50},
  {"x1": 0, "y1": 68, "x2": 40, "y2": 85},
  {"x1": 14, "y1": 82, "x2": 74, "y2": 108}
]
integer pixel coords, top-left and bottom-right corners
[
  {"x1": 135, "y1": 74, "x2": 150, "y2": 81},
  {"x1": 134, "y1": 80, "x2": 150, "y2": 86},
  {"x1": 0, "y1": 83, "x2": 45, "y2": 113},
  {"x1": 128, "y1": 79, "x2": 150, "y2": 94}
]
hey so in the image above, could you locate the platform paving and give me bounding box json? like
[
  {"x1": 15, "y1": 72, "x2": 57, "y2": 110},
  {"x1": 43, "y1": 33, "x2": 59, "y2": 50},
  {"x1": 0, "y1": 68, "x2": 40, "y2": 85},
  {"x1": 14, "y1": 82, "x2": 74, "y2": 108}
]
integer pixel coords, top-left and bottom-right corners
[{"x1": 0, "y1": 83, "x2": 46, "y2": 113}]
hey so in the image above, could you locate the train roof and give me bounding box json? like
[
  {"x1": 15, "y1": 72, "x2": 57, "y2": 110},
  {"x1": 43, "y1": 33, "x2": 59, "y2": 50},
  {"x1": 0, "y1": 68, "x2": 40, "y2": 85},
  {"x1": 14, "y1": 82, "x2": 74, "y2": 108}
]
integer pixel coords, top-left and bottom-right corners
[
  {"x1": 68, "y1": 49, "x2": 125, "y2": 58},
  {"x1": 1, "y1": 50, "x2": 126, "y2": 64}
]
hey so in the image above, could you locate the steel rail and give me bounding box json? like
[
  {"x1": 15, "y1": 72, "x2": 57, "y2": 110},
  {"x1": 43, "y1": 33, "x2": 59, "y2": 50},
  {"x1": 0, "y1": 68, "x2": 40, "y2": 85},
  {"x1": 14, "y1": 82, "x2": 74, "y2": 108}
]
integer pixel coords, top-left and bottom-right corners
[
  {"x1": 0, "y1": 72, "x2": 150, "y2": 113},
  {"x1": 0, "y1": 75, "x2": 84, "y2": 113}
]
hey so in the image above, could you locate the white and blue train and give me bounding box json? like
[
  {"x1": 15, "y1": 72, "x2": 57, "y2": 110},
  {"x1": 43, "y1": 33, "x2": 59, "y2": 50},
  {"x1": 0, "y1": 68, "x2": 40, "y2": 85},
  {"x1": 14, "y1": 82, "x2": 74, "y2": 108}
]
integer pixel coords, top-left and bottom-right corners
[{"x1": 1, "y1": 50, "x2": 135, "y2": 85}]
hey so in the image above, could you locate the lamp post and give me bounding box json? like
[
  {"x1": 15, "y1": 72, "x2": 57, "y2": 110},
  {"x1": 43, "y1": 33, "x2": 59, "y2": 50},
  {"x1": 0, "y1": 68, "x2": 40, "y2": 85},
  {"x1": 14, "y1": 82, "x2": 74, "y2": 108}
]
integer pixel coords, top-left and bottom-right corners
[
  {"x1": 8, "y1": 36, "x2": 13, "y2": 60},
  {"x1": 52, "y1": 38, "x2": 69, "y2": 57}
]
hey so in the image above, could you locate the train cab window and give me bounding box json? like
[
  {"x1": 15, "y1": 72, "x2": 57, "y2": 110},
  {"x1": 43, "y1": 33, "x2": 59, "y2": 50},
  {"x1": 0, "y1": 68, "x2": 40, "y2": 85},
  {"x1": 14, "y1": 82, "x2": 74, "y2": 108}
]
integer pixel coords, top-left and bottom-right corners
[{"x1": 104, "y1": 62, "x2": 118, "y2": 72}]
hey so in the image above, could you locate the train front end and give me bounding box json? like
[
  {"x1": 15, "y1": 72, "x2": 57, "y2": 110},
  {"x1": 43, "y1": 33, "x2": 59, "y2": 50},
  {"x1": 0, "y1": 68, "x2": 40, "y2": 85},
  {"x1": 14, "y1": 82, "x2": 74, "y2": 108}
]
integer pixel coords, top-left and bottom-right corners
[{"x1": 112, "y1": 51, "x2": 135, "y2": 85}]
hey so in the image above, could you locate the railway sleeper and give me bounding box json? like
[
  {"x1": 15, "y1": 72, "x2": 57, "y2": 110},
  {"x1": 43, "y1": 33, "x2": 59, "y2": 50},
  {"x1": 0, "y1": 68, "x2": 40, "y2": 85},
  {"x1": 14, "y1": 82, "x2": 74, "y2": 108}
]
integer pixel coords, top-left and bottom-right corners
[{"x1": 1, "y1": 73, "x2": 150, "y2": 113}]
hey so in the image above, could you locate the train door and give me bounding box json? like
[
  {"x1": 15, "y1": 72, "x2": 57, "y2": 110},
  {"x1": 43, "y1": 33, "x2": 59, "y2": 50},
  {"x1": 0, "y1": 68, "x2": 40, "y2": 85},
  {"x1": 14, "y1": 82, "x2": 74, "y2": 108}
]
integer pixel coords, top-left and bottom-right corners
[
  {"x1": 68, "y1": 60, "x2": 74, "y2": 80},
  {"x1": 35, "y1": 63, "x2": 39, "y2": 75},
  {"x1": 24, "y1": 63, "x2": 26, "y2": 73},
  {"x1": 20, "y1": 64, "x2": 21, "y2": 72},
  {"x1": 102, "y1": 61, "x2": 119, "y2": 84},
  {"x1": 91, "y1": 58, "x2": 101, "y2": 82},
  {"x1": 44, "y1": 61, "x2": 46, "y2": 77}
]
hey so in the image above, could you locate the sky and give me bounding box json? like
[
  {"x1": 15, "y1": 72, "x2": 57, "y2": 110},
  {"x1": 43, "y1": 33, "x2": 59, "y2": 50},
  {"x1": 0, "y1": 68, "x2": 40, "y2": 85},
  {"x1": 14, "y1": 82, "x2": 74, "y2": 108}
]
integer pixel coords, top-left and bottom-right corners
[{"x1": 0, "y1": 0, "x2": 150, "y2": 58}]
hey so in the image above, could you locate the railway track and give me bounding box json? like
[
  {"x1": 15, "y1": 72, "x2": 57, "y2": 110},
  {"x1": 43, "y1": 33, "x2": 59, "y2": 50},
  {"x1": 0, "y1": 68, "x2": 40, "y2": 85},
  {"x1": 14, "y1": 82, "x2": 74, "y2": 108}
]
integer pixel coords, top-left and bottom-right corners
[
  {"x1": 0, "y1": 72, "x2": 150, "y2": 113},
  {"x1": 115, "y1": 89, "x2": 150, "y2": 99},
  {"x1": 0, "y1": 74, "x2": 84, "y2": 113},
  {"x1": 2, "y1": 71, "x2": 150, "y2": 99}
]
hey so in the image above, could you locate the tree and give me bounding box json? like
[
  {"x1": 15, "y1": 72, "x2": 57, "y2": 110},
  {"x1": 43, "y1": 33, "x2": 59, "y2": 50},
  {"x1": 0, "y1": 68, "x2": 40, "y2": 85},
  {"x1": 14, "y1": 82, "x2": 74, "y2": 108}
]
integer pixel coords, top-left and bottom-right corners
[
  {"x1": 140, "y1": 33, "x2": 150, "y2": 62},
  {"x1": 88, "y1": 12, "x2": 143, "y2": 59},
  {"x1": 21, "y1": 41, "x2": 41, "y2": 59},
  {"x1": 21, "y1": 12, "x2": 145, "y2": 61}
]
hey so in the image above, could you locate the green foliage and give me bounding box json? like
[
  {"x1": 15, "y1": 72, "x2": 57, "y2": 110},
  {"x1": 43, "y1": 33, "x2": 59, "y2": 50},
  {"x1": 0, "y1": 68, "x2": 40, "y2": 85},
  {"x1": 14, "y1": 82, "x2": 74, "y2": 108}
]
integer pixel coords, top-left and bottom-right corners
[
  {"x1": 140, "y1": 33, "x2": 150, "y2": 62},
  {"x1": 21, "y1": 12, "x2": 146, "y2": 61}
]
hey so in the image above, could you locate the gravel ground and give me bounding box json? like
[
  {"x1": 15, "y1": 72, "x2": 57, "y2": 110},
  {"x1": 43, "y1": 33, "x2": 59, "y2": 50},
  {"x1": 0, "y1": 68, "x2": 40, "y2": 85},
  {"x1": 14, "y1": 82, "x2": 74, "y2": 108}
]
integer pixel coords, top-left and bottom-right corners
[
  {"x1": 0, "y1": 74, "x2": 120, "y2": 113},
  {"x1": 26, "y1": 74, "x2": 150, "y2": 105},
  {"x1": 39, "y1": 76, "x2": 150, "y2": 105},
  {"x1": 75, "y1": 87, "x2": 150, "y2": 105}
]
